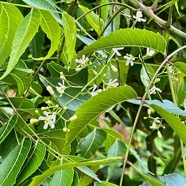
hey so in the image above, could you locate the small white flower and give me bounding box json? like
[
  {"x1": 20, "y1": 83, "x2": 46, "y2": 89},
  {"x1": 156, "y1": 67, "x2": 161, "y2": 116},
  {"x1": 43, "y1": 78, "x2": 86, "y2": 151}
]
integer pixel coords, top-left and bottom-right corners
[
  {"x1": 46, "y1": 86, "x2": 54, "y2": 95},
  {"x1": 75, "y1": 55, "x2": 89, "y2": 71},
  {"x1": 56, "y1": 80, "x2": 66, "y2": 96},
  {"x1": 147, "y1": 48, "x2": 155, "y2": 56},
  {"x1": 149, "y1": 85, "x2": 162, "y2": 94},
  {"x1": 133, "y1": 10, "x2": 146, "y2": 22},
  {"x1": 39, "y1": 111, "x2": 56, "y2": 129},
  {"x1": 112, "y1": 47, "x2": 124, "y2": 56},
  {"x1": 107, "y1": 79, "x2": 119, "y2": 88},
  {"x1": 69, "y1": 115, "x2": 77, "y2": 121},
  {"x1": 124, "y1": 54, "x2": 135, "y2": 66},
  {"x1": 150, "y1": 117, "x2": 161, "y2": 129},
  {"x1": 90, "y1": 84, "x2": 102, "y2": 96}
]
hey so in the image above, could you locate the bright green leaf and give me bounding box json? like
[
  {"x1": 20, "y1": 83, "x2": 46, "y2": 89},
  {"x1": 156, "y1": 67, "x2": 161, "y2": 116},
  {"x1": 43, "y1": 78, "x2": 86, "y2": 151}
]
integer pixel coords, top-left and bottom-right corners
[
  {"x1": 151, "y1": 104, "x2": 186, "y2": 144},
  {"x1": 0, "y1": 2, "x2": 23, "y2": 66},
  {"x1": 0, "y1": 115, "x2": 17, "y2": 144},
  {"x1": 64, "y1": 85, "x2": 137, "y2": 151},
  {"x1": 49, "y1": 168, "x2": 74, "y2": 186},
  {"x1": 62, "y1": 12, "x2": 77, "y2": 66},
  {"x1": 16, "y1": 141, "x2": 46, "y2": 184},
  {"x1": 35, "y1": 10, "x2": 61, "y2": 60},
  {"x1": 175, "y1": 61, "x2": 186, "y2": 75},
  {"x1": 79, "y1": 5, "x2": 104, "y2": 35},
  {"x1": 0, "y1": 8, "x2": 41, "y2": 80},
  {"x1": 78, "y1": 28, "x2": 166, "y2": 57},
  {"x1": 79, "y1": 128, "x2": 107, "y2": 158},
  {"x1": 100, "y1": 0, "x2": 109, "y2": 22},
  {"x1": 0, "y1": 138, "x2": 32, "y2": 186}
]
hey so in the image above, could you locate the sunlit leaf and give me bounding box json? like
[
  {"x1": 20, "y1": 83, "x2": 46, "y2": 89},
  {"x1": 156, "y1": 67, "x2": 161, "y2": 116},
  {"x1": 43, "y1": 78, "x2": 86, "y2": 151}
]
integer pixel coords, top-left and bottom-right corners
[
  {"x1": 35, "y1": 10, "x2": 61, "y2": 60},
  {"x1": 0, "y1": 8, "x2": 41, "y2": 79},
  {"x1": 79, "y1": 128, "x2": 107, "y2": 158},
  {"x1": 100, "y1": 0, "x2": 109, "y2": 22},
  {"x1": 49, "y1": 168, "x2": 74, "y2": 186},
  {"x1": 0, "y1": 115, "x2": 17, "y2": 144},
  {"x1": 78, "y1": 28, "x2": 166, "y2": 57},
  {"x1": 64, "y1": 85, "x2": 137, "y2": 151},
  {"x1": 0, "y1": 138, "x2": 32, "y2": 186},
  {"x1": 0, "y1": 2, "x2": 23, "y2": 66},
  {"x1": 62, "y1": 12, "x2": 77, "y2": 66}
]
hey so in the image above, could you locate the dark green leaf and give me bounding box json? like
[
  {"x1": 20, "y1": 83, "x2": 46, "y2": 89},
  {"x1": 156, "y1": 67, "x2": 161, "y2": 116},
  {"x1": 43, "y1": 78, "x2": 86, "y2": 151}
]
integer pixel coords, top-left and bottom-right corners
[
  {"x1": 16, "y1": 141, "x2": 46, "y2": 184},
  {"x1": 151, "y1": 104, "x2": 186, "y2": 144},
  {"x1": 0, "y1": 138, "x2": 32, "y2": 186},
  {"x1": 64, "y1": 85, "x2": 137, "y2": 151},
  {"x1": 79, "y1": 128, "x2": 107, "y2": 158},
  {"x1": 0, "y1": 115, "x2": 17, "y2": 144}
]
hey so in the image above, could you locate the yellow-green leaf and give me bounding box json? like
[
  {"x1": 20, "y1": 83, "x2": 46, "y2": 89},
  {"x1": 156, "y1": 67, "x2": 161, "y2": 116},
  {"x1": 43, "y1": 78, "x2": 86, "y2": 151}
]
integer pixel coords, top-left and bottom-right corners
[
  {"x1": 0, "y1": 2, "x2": 23, "y2": 66},
  {"x1": 35, "y1": 10, "x2": 61, "y2": 60},
  {"x1": 0, "y1": 9, "x2": 41, "y2": 80}
]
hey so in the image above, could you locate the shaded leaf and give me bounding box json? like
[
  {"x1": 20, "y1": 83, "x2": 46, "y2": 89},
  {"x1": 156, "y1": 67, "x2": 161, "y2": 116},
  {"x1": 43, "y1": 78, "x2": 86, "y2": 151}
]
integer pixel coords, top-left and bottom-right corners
[
  {"x1": 151, "y1": 104, "x2": 186, "y2": 144},
  {"x1": 78, "y1": 28, "x2": 166, "y2": 57},
  {"x1": 79, "y1": 5, "x2": 104, "y2": 35},
  {"x1": 64, "y1": 86, "x2": 137, "y2": 151},
  {"x1": 0, "y1": 2, "x2": 23, "y2": 66},
  {"x1": 79, "y1": 128, "x2": 107, "y2": 158},
  {"x1": 0, "y1": 115, "x2": 17, "y2": 144},
  {"x1": 0, "y1": 8, "x2": 41, "y2": 79},
  {"x1": 107, "y1": 139, "x2": 126, "y2": 181},
  {"x1": 16, "y1": 141, "x2": 46, "y2": 184},
  {"x1": 160, "y1": 173, "x2": 186, "y2": 186},
  {"x1": 22, "y1": 0, "x2": 62, "y2": 24},
  {"x1": 0, "y1": 138, "x2": 32, "y2": 186},
  {"x1": 29, "y1": 157, "x2": 123, "y2": 185}
]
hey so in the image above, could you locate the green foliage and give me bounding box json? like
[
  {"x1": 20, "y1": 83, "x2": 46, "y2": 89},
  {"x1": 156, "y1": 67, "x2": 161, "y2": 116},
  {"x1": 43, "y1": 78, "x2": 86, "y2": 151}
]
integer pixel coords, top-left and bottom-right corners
[{"x1": 1, "y1": 0, "x2": 186, "y2": 185}]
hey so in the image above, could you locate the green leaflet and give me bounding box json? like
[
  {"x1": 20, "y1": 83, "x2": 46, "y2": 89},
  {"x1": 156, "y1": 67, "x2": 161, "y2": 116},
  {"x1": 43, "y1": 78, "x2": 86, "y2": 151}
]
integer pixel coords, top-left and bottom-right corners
[
  {"x1": 78, "y1": 28, "x2": 166, "y2": 57},
  {"x1": 107, "y1": 140, "x2": 126, "y2": 181},
  {"x1": 100, "y1": 0, "x2": 109, "y2": 22},
  {"x1": 64, "y1": 85, "x2": 137, "y2": 151},
  {"x1": 0, "y1": 2, "x2": 23, "y2": 66},
  {"x1": 35, "y1": 10, "x2": 61, "y2": 60},
  {"x1": 22, "y1": 0, "x2": 62, "y2": 24},
  {"x1": 151, "y1": 104, "x2": 186, "y2": 144},
  {"x1": 79, "y1": 128, "x2": 107, "y2": 158},
  {"x1": 0, "y1": 9, "x2": 41, "y2": 80},
  {"x1": 29, "y1": 157, "x2": 122, "y2": 185},
  {"x1": 16, "y1": 141, "x2": 46, "y2": 184},
  {"x1": 79, "y1": 5, "x2": 104, "y2": 35},
  {"x1": 0, "y1": 138, "x2": 32, "y2": 186},
  {"x1": 0, "y1": 115, "x2": 17, "y2": 144},
  {"x1": 62, "y1": 12, "x2": 77, "y2": 67},
  {"x1": 49, "y1": 168, "x2": 74, "y2": 186}
]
